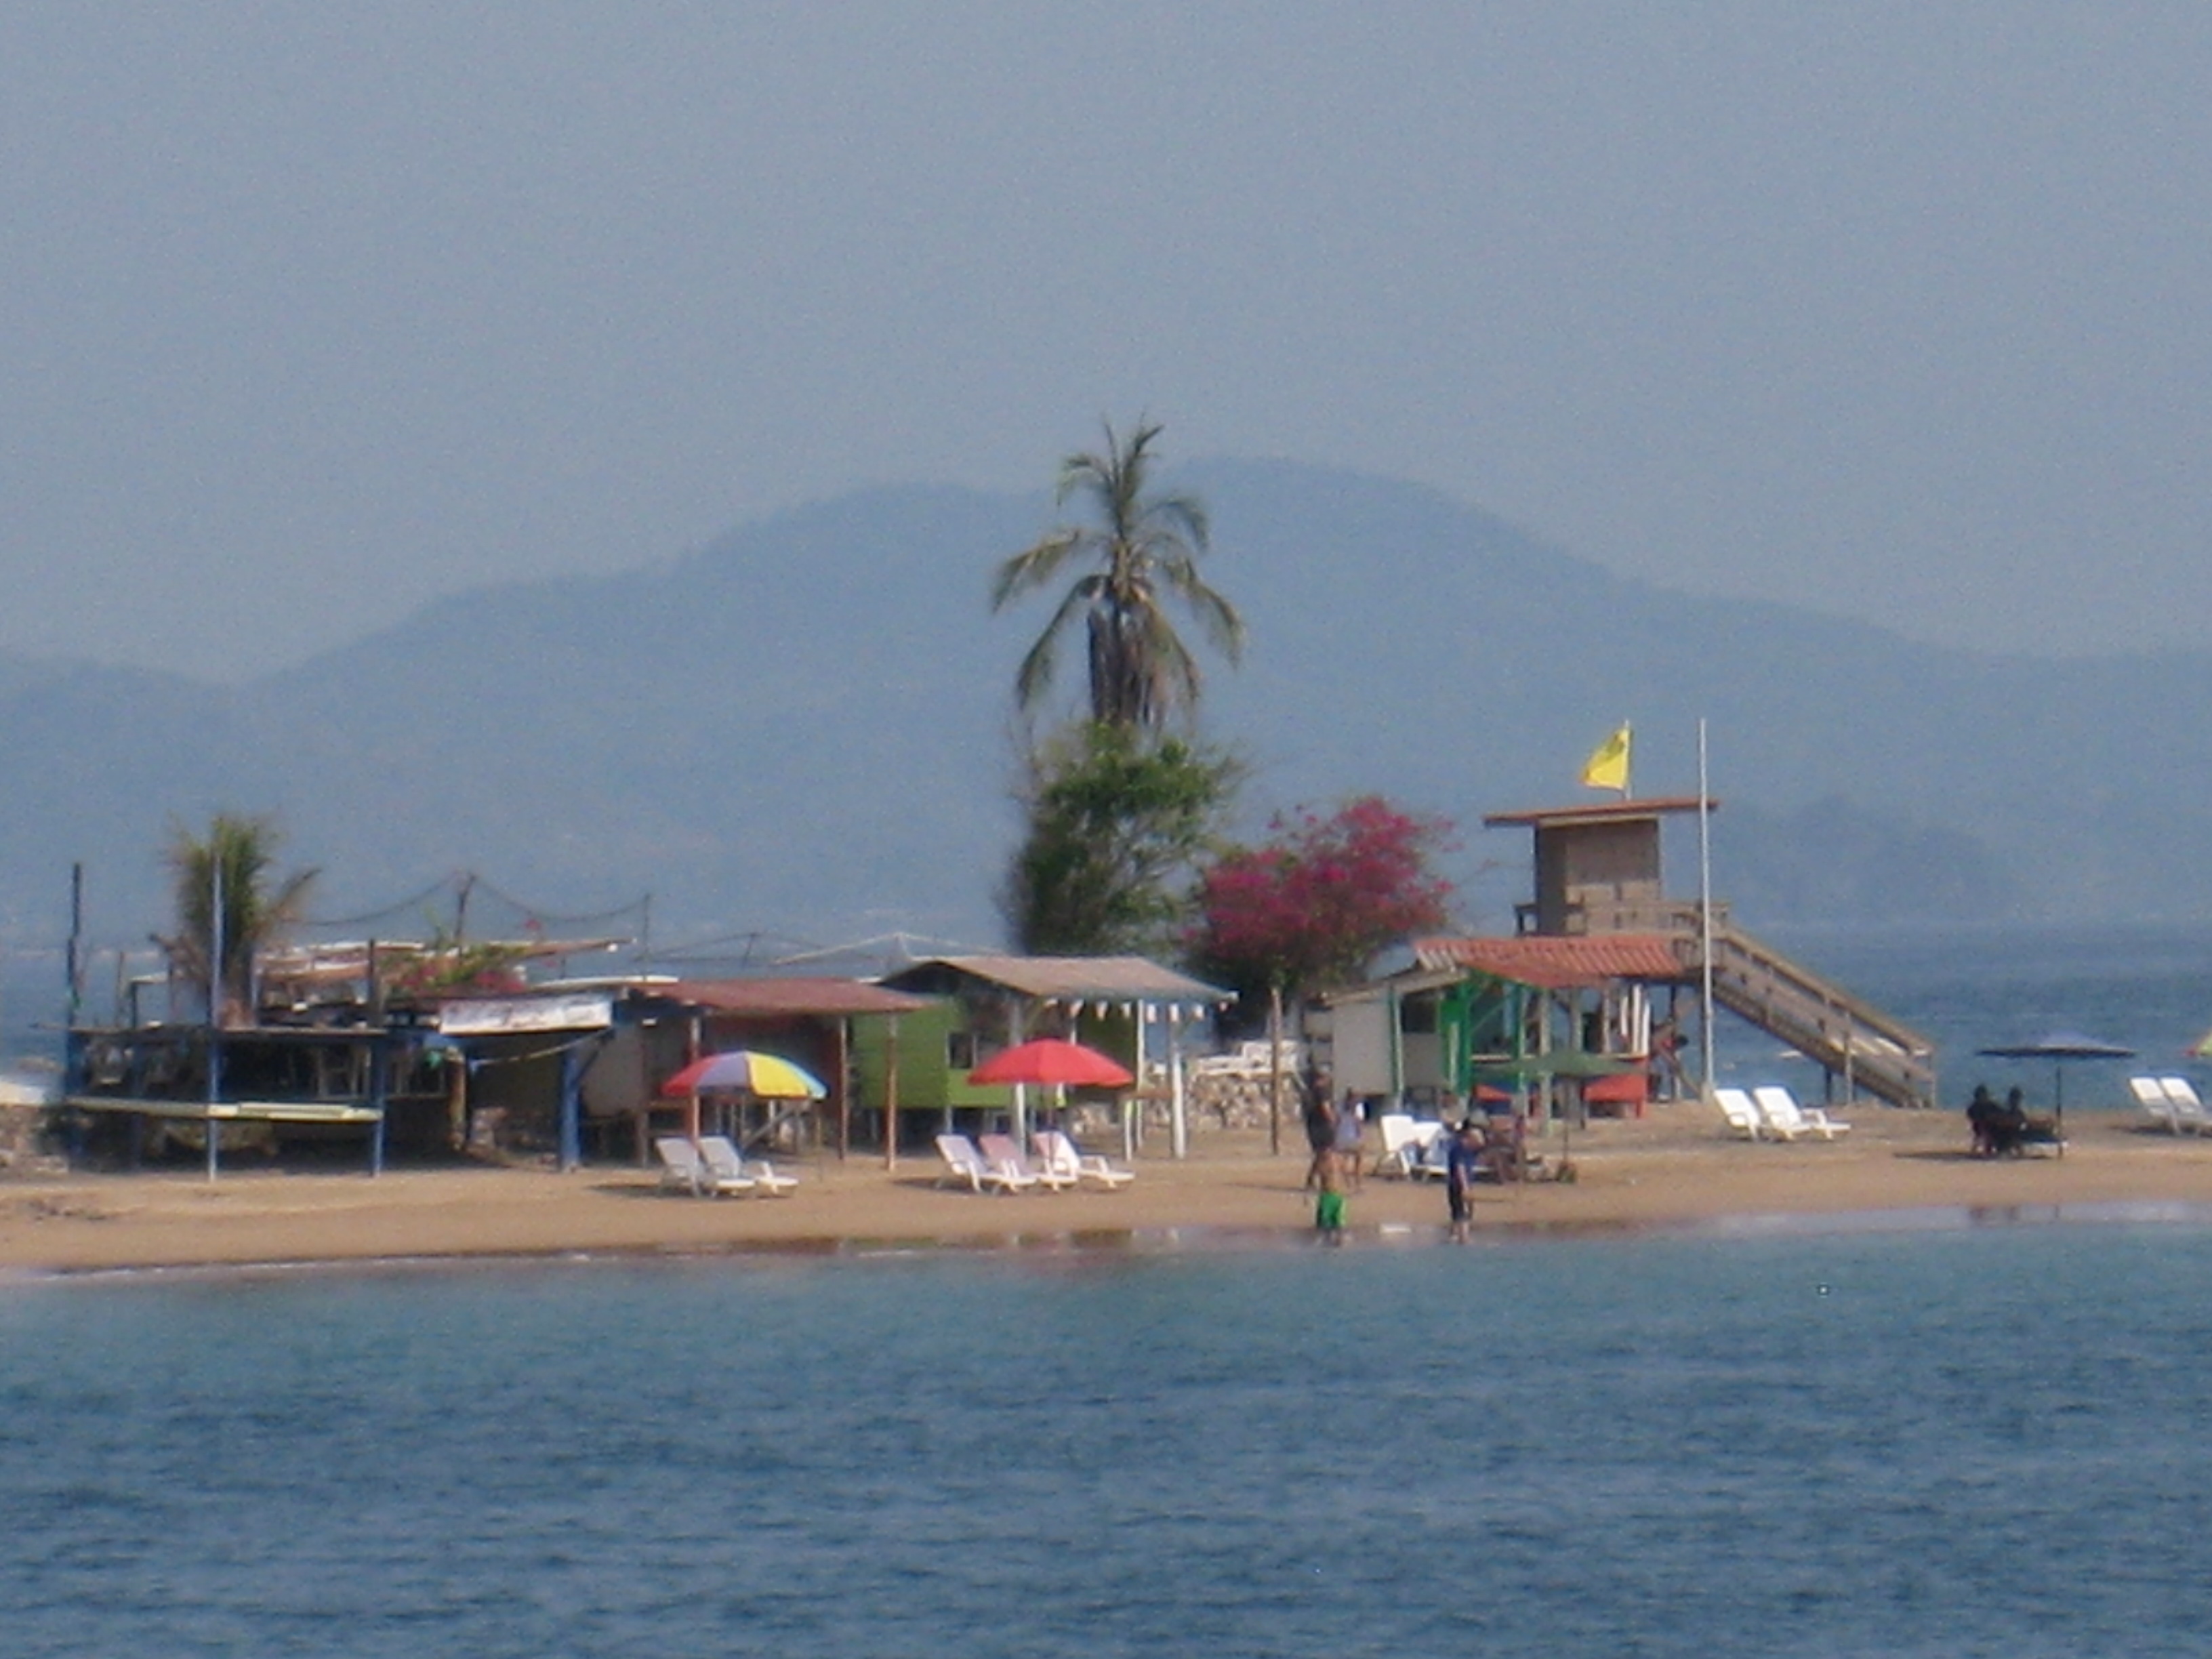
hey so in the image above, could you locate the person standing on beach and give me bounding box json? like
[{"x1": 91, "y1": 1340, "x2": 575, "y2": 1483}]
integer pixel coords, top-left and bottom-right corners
[
  {"x1": 1333, "y1": 1091, "x2": 1366, "y2": 1189},
  {"x1": 1445, "y1": 1119, "x2": 1484, "y2": 1244},
  {"x1": 1313, "y1": 1147, "x2": 1347, "y2": 1244},
  {"x1": 1303, "y1": 1088, "x2": 1338, "y2": 1189}
]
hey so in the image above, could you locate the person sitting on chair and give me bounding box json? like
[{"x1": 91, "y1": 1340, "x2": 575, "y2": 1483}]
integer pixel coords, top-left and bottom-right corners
[{"x1": 1967, "y1": 1084, "x2": 2002, "y2": 1156}]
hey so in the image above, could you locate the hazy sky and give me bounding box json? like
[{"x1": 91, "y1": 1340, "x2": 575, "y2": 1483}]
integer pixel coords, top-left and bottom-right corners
[{"x1": 5, "y1": 4, "x2": 2208, "y2": 679}]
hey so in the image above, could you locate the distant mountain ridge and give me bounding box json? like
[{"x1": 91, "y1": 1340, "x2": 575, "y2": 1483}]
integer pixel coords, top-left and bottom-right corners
[{"x1": 5, "y1": 460, "x2": 2207, "y2": 953}]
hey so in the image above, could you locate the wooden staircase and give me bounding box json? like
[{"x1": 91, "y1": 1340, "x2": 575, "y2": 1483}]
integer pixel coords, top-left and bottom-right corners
[
  {"x1": 1692, "y1": 918, "x2": 1936, "y2": 1109},
  {"x1": 1571, "y1": 899, "x2": 1938, "y2": 1109}
]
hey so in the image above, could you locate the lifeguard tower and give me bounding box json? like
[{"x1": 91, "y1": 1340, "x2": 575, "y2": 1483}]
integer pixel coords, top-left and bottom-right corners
[{"x1": 1477, "y1": 797, "x2": 1937, "y2": 1109}]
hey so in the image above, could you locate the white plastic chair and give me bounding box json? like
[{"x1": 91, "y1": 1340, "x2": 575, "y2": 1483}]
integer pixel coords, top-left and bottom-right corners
[
  {"x1": 936, "y1": 1133, "x2": 1035, "y2": 1193},
  {"x1": 2160, "y1": 1078, "x2": 2210, "y2": 1135},
  {"x1": 699, "y1": 1134, "x2": 797, "y2": 1195},
  {"x1": 980, "y1": 1132, "x2": 1073, "y2": 1191},
  {"x1": 1372, "y1": 1113, "x2": 1429, "y2": 1179},
  {"x1": 2131, "y1": 1076, "x2": 2181, "y2": 1132},
  {"x1": 1713, "y1": 1088, "x2": 1765, "y2": 1141},
  {"x1": 654, "y1": 1136, "x2": 714, "y2": 1195},
  {"x1": 1033, "y1": 1129, "x2": 1135, "y2": 1189},
  {"x1": 1752, "y1": 1085, "x2": 1851, "y2": 1141}
]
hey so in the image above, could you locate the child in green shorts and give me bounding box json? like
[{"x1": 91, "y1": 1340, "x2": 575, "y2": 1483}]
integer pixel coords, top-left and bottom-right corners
[{"x1": 1314, "y1": 1148, "x2": 1347, "y2": 1244}]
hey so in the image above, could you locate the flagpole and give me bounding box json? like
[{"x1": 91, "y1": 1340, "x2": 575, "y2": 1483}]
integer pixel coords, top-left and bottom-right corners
[{"x1": 1697, "y1": 718, "x2": 1716, "y2": 1093}]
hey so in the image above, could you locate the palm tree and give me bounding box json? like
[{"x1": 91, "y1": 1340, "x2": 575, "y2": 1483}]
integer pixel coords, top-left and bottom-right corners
[
  {"x1": 161, "y1": 813, "x2": 319, "y2": 1025},
  {"x1": 992, "y1": 419, "x2": 1245, "y2": 730}
]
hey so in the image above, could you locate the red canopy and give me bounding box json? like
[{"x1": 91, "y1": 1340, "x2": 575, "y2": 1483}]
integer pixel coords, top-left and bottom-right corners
[{"x1": 968, "y1": 1038, "x2": 1133, "y2": 1088}]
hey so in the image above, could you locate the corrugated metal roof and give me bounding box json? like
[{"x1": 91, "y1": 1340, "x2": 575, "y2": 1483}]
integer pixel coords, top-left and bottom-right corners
[
  {"x1": 1481, "y1": 796, "x2": 1717, "y2": 829},
  {"x1": 657, "y1": 977, "x2": 929, "y2": 1017},
  {"x1": 1411, "y1": 935, "x2": 1687, "y2": 989},
  {"x1": 885, "y1": 955, "x2": 1231, "y2": 1005}
]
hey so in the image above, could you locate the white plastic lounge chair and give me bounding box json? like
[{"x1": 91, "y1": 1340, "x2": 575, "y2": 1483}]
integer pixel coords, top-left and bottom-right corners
[
  {"x1": 980, "y1": 1132, "x2": 1074, "y2": 1192},
  {"x1": 1753, "y1": 1086, "x2": 1851, "y2": 1141},
  {"x1": 2132, "y1": 1076, "x2": 2182, "y2": 1132},
  {"x1": 1033, "y1": 1129, "x2": 1135, "y2": 1189},
  {"x1": 1404, "y1": 1120, "x2": 1448, "y2": 1179},
  {"x1": 1372, "y1": 1113, "x2": 1428, "y2": 1179},
  {"x1": 935, "y1": 1133, "x2": 1037, "y2": 1194},
  {"x1": 654, "y1": 1135, "x2": 713, "y2": 1195},
  {"x1": 699, "y1": 1134, "x2": 798, "y2": 1195},
  {"x1": 1713, "y1": 1088, "x2": 1765, "y2": 1141},
  {"x1": 2160, "y1": 1077, "x2": 2210, "y2": 1135}
]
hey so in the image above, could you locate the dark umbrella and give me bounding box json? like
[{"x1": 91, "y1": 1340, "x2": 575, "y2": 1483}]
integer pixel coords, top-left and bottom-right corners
[{"x1": 1975, "y1": 1031, "x2": 2137, "y2": 1150}]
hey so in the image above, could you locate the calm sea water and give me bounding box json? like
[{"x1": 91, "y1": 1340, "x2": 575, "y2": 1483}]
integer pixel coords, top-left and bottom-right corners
[{"x1": 7, "y1": 1223, "x2": 2212, "y2": 1658}]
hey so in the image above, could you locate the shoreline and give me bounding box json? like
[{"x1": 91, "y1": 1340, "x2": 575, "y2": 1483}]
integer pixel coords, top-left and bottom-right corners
[{"x1": 9, "y1": 1101, "x2": 2212, "y2": 1277}]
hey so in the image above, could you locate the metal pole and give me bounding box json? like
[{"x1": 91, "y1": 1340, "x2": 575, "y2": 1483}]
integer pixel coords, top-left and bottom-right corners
[
  {"x1": 207, "y1": 852, "x2": 223, "y2": 1183},
  {"x1": 1698, "y1": 718, "x2": 1717, "y2": 1094}
]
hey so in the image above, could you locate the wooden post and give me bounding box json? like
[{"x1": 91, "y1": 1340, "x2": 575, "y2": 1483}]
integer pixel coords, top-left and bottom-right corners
[
  {"x1": 1268, "y1": 983, "x2": 1284, "y2": 1156},
  {"x1": 836, "y1": 1017, "x2": 851, "y2": 1160},
  {"x1": 883, "y1": 1013, "x2": 901, "y2": 1172}
]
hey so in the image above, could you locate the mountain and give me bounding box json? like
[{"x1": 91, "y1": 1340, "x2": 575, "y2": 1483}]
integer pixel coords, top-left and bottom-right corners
[{"x1": 5, "y1": 461, "x2": 2208, "y2": 956}]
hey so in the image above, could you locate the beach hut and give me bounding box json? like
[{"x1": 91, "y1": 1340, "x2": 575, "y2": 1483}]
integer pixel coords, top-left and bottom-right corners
[{"x1": 868, "y1": 956, "x2": 1229, "y2": 1155}]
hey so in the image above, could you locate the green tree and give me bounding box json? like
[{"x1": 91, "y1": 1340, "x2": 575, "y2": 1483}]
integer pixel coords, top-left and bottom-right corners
[
  {"x1": 991, "y1": 419, "x2": 1245, "y2": 731},
  {"x1": 1002, "y1": 722, "x2": 1241, "y2": 956},
  {"x1": 161, "y1": 813, "x2": 319, "y2": 1024}
]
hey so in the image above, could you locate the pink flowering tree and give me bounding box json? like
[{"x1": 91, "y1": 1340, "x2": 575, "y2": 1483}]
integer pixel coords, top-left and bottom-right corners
[
  {"x1": 1192, "y1": 797, "x2": 1452, "y2": 1149},
  {"x1": 1194, "y1": 796, "x2": 1455, "y2": 1004}
]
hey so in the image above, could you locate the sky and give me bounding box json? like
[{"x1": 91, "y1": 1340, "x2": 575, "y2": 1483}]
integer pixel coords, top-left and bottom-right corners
[{"x1": 5, "y1": 3, "x2": 2209, "y2": 680}]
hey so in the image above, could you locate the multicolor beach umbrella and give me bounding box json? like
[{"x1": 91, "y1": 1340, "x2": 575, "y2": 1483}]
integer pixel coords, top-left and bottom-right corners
[{"x1": 660, "y1": 1050, "x2": 827, "y2": 1099}]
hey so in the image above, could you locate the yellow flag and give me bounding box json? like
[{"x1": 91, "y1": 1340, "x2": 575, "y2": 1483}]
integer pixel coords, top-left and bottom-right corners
[{"x1": 1581, "y1": 723, "x2": 1631, "y2": 793}]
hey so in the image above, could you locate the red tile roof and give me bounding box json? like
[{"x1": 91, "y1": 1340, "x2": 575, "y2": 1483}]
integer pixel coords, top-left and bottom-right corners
[{"x1": 1411, "y1": 935, "x2": 1687, "y2": 989}]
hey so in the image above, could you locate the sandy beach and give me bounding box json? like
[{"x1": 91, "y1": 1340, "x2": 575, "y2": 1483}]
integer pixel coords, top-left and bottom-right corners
[{"x1": 7, "y1": 1101, "x2": 2212, "y2": 1274}]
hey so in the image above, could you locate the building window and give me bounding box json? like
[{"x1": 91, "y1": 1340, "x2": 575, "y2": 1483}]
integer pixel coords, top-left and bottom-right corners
[{"x1": 946, "y1": 1031, "x2": 977, "y2": 1069}]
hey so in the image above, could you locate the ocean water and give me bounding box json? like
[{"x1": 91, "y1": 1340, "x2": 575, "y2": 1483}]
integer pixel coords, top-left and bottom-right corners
[{"x1": 8, "y1": 1221, "x2": 2212, "y2": 1657}]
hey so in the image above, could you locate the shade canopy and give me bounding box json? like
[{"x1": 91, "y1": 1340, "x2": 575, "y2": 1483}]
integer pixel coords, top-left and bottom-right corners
[
  {"x1": 1469, "y1": 1050, "x2": 1635, "y2": 1082},
  {"x1": 1975, "y1": 1031, "x2": 2135, "y2": 1130},
  {"x1": 1977, "y1": 1032, "x2": 2137, "y2": 1061},
  {"x1": 661, "y1": 1050, "x2": 827, "y2": 1099},
  {"x1": 968, "y1": 1038, "x2": 1133, "y2": 1088}
]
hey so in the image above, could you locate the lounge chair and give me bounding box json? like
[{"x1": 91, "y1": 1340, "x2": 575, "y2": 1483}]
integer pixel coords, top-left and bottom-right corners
[
  {"x1": 654, "y1": 1135, "x2": 713, "y2": 1196},
  {"x1": 1713, "y1": 1087, "x2": 1765, "y2": 1141},
  {"x1": 2160, "y1": 1077, "x2": 2211, "y2": 1135},
  {"x1": 1372, "y1": 1113, "x2": 1441, "y2": 1179},
  {"x1": 935, "y1": 1132, "x2": 1038, "y2": 1195},
  {"x1": 1752, "y1": 1086, "x2": 1851, "y2": 1141},
  {"x1": 699, "y1": 1134, "x2": 798, "y2": 1196},
  {"x1": 2132, "y1": 1076, "x2": 2182, "y2": 1132},
  {"x1": 1033, "y1": 1129, "x2": 1135, "y2": 1189},
  {"x1": 980, "y1": 1132, "x2": 1074, "y2": 1191}
]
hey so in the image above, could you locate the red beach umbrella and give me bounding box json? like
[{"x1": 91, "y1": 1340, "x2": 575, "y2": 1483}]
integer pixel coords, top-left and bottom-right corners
[{"x1": 968, "y1": 1037, "x2": 1133, "y2": 1088}]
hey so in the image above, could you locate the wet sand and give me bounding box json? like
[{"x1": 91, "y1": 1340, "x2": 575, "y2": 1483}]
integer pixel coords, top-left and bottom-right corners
[{"x1": 7, "y1": 1101, "x2": 2212, "y2": 1273}]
